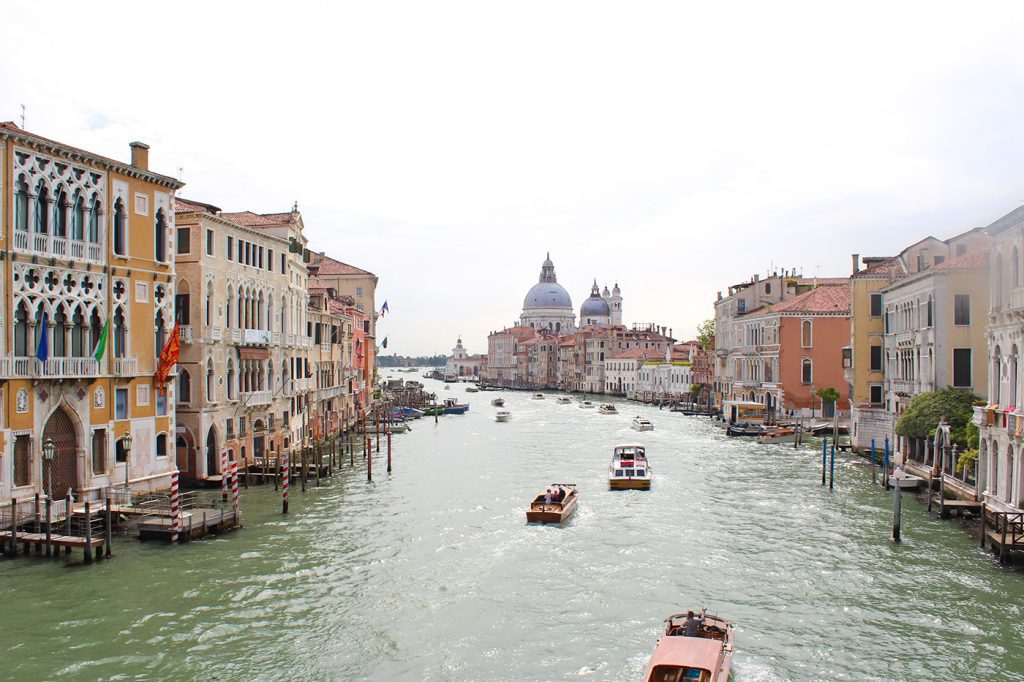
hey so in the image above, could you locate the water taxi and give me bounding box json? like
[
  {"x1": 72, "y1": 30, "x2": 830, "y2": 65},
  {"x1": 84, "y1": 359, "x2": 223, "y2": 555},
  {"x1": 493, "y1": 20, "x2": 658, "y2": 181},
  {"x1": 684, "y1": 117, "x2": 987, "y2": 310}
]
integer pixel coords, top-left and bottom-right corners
[
  {"x1": 644, "y1": 610, "x2": 734, "y2": 682},
  {"x1": 465, "y1": 386, "x2": 479, "y2": 393},
  {"x1": 598, "y1": 404, "x2": 618, "y2": 415},
  {"x1": 531, "y1": 393, "x2": 545, "y2": 400},
  {"x1": 608, "y1": 444, "x2": 651, "y2": 489},
  {"x1": 556, "y1": 396, "x2": 572, "y2": 405},
  {"x1": 442, "y1": 397, "x2": 469, "y2": 415},
  {"x1": 722, "y1": 400, "x2": 765, "y2": 436},
  {"x1": 526, "y1": 484, "x2": 578, "y2": 524},
  {"x1": 491, "y1": 398, "x2": 505, "y2": 407},
  {"x1": 579, "y1": 400, "x2": 595, "y2": 409},
  {"x1": 632, "y1": 416, "x2": 654, "y2": 431},
  {"x1": 495, "y1": 410, "x2": 511, "y2": 422}
]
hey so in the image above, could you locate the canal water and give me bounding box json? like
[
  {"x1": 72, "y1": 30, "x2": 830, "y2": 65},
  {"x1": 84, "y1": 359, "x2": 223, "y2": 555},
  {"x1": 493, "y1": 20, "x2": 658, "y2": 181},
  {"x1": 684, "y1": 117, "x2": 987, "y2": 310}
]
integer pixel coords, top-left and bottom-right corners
[{"x1": 2, "y1": 375, "x2": 1024, "y2": 681}]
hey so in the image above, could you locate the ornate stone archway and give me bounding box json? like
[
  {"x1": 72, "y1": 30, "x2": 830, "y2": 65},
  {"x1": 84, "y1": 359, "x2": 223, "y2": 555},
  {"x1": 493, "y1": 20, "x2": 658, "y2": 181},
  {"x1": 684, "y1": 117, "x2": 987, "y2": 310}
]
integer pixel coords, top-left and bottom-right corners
[{"x1": 42, "y1": 406, "x2": 80, "y2": 497}]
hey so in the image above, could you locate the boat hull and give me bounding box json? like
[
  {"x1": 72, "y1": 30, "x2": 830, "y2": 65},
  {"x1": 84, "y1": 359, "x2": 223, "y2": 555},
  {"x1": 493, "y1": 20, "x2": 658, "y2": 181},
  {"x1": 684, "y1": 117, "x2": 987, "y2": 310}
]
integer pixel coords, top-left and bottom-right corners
[
  {"x1": 526, "y1": 497, "x2": 577, "y2": 524},
  {"x1": 443, "y1": 406, "x2": 469, "y2": 415},
  {"x1": 632, "y1": 424, "x2": 654, "y2": 431},
  {"x1": 609, "y1": 478, "x2": 651, "y2": 490}
]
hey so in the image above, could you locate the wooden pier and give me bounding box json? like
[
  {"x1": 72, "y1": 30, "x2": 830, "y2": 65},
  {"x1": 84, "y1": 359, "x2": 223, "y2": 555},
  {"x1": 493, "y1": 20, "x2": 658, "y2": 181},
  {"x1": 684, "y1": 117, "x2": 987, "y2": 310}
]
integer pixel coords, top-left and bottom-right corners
[{"x1": 981, "y1": 508, "x2": 1024, "y2": 563}]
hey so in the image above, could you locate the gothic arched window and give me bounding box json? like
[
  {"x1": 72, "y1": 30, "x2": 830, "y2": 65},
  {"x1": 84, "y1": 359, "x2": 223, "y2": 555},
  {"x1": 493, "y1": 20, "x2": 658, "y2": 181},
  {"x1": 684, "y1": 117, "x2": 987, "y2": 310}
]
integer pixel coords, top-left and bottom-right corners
[{"x1": 113, "y1": 197, "x2": 126, "y2": 255}]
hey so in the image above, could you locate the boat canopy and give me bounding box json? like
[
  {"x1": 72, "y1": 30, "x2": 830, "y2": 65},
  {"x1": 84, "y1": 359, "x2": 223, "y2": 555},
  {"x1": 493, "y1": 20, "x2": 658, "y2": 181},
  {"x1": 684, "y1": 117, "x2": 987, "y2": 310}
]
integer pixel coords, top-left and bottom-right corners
[
  {"x1": 647, "y1": 637, "x2": 722, "y2": 676},
  {"x1": 614, "y1": 443, "x2": 647, "y2": 451}
]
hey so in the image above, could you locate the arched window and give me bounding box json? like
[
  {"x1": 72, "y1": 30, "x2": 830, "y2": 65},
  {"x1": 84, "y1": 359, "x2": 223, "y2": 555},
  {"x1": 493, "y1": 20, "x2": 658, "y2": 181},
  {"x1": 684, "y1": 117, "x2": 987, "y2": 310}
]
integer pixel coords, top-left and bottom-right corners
[
  {"x1": 14, "y1": 175, "x2": 29, "y2": 232},
  {"x1": 88, "y1": 196, "x2": 101, "y2": 244},
  {"x1": 33, "y1": 305, "x2": 46, "y2": 356},
  {"x1": 71, "y1": 193, "x2": 85, "y2": 241},
  {"x1": 154, "y1": 208, "x2": 167, "y2": 262},
  {"x1": 14, "y1": 301, "x2": 29, "y2": 356},
  {"x1": 113, "y1": 197, "x2": 126, "y2": 255},
  {"x1": 156, "y1": 433, "x2": 168, "y2": 459},
  {"x1": 1011, "y1": 345, "x2": 1019, "y2": 407},
  {"x1": 994, "y1": 253, "x2": 1004, "y2": 310},
  {"x1": 52, "y1": 186, "x2": 67, "y2": 238},
  {"x1": 801, "y1": 358, "x2": 812, "y2": 384},
  {"x1": 207, "y1": 359, "x2": 215, "y2": 403},
  {"x1": 926, "y1": 296, "x2": 933, "y2": 327},
  {"x1": 227, "y1": 359, "x2": 236, "y2": 400},
  {"x1": 801, "y1": 320, "x2": 812, "y2": 348},
  {"x1": 113, "y1": 305, "x2": 127, "y2": 358},
  {"x1": 34, "y1": 181, "x2": 49, "y2": 234},
  {"x1": 52, "y1": 305, "x2": 67, "y2": 357},
  {"x1": 178, "y1": 369, "x2": 192, "y2": 403},
  {"x1": 154, "y1": 312, "x2": 166, "y2": 363},
  {"x1": 89, "y1": 308, "x2": 103, "y2": 357},
  {"x1": 205, "y1": 286, "x2": 213, "y2": 326},
  {"x1": 226, "y1": 285, "x2": 234, "y2": 329}
]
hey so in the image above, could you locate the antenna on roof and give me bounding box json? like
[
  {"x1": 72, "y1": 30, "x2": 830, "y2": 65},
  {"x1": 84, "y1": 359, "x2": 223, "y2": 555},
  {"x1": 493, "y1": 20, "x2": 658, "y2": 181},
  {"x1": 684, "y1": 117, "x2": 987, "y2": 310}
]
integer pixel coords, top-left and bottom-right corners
[
  {"x1": 178, "y1": 166, "x2": 184, "y2": 182},
  {"x1": 20, "y1": 104, "x2": 25, "y2": 129},
  {"x1": 293, "y1": 200, "x2": 298, "y2": 212}
]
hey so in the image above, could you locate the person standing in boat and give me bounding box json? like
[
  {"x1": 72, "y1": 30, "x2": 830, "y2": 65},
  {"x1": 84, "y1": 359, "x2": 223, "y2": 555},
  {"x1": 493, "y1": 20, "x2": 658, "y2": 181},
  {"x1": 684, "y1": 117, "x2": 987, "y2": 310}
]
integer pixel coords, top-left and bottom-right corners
[
  {"x1": 682, "y1": 611, "x2": 703, "y2": 637},
  {"x1": 544, "y1": 489, "x2": 553, "y2": 504}
]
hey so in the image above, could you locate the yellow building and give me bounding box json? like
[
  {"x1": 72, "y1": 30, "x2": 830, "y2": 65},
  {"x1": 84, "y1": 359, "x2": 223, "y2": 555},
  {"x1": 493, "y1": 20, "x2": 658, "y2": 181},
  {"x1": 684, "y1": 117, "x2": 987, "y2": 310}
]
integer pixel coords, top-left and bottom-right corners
[{"x1": 1, "y1": 123, "x2": 184, "y2": 508}]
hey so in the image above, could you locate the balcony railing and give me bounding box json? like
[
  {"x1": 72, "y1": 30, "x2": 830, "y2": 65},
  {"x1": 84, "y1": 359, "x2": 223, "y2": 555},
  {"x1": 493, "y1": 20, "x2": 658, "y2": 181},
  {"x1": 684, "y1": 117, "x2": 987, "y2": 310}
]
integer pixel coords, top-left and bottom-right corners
[
  {"x1": 113, "y1": 356, "x2": 139, "y2": 376},
  {"x1": 272, "y1": 332, "x2": 282, "y2": 345},
  {"x1": 285, "y1": 333, "x2": 296, "y2": 347},
  {"x1": 14, "y1": 229, "x2": 103, "y2": 264},
  {"x1": 208, "y1": 326, "x2": 223, "y2": 342},
  {"x1": 10, "y1": 355, "x2": 100, "y2": 378},
  {"x1": 241, "y1": 390, "x2": 273, "y2": 406},
  {"x1": 178, "y1": 326, "x2": 193, "y2": 343},
  {"x1": 0, "y1": 356, "x2": 10, "y2": 379},
  {"x1": 1010, "y1": 287, "x2": 1024, "y2": 312},
  {"x1": 229, "y1": 328, "x2": 242, "y2": 343}
]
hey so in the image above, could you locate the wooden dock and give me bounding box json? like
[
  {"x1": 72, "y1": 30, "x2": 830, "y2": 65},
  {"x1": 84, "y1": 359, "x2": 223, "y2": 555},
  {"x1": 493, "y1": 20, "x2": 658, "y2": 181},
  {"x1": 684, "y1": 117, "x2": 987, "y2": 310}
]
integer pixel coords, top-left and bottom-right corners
[
  {"x1": 137, "y1": 507, "x2": 240, "y2": 541},
  {"x1": 981, "y1": 508, "x2": 1024, "y2": 563}
]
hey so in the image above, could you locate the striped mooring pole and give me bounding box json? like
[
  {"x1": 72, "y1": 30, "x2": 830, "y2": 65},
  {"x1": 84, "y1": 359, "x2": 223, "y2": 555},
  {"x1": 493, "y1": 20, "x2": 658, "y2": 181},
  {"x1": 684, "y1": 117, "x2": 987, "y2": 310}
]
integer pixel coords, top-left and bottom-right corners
[
  {"x1": 169, "y1": 469, "x2": 181, "y2": 544},
  {"x1": 221, "y1": 449, "x2": 229, "y2": 502},
  {"x1": 231, "y1": 461, "x2": 239, "y2": 518},
  {"x1": 282, "y1": 452, "x2": 289, "y2": 514}
]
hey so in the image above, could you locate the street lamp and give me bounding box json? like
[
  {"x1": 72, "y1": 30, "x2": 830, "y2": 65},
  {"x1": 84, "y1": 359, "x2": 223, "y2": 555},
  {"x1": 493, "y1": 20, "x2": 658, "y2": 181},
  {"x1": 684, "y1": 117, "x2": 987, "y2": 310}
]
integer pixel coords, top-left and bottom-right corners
[
  {"x1": 42, "y1": 437, "x2": 55, "y2": 500},
  {"x1": 122, "y1": 432, "x2": 133, "y2": 491}
]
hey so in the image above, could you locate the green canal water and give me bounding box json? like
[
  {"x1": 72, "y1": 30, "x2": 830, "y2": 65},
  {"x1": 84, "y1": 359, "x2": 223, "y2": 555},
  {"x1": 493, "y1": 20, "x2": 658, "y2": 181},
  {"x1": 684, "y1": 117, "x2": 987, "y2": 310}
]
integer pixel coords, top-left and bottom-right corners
[{"x1": 3, "y1": 376, "x2": 1024, "y2": 681}]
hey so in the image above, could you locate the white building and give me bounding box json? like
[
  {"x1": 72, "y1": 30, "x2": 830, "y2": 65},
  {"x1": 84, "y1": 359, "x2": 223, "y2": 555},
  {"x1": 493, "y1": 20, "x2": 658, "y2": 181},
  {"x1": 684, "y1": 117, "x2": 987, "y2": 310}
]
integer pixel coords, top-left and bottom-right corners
[{"x1": 605, "y1": 348, "x2": 663, "y2": 397}]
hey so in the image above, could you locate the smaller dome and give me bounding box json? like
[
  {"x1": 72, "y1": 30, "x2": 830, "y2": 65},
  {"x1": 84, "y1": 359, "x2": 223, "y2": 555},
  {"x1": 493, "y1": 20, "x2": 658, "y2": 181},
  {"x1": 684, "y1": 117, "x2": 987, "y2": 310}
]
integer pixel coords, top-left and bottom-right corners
[{"x1": 581, "y1": 295, "x2": 611, "y2": 317}]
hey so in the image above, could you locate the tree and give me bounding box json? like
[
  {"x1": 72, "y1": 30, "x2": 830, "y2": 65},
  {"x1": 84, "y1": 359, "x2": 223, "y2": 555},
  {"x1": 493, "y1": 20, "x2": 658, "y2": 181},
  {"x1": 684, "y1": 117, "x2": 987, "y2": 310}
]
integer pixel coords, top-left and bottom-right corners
[
  {"x1": 696, "y1": 319, "x2": 715, "y2": 351},
  {"x1": 895, "y1": 387, "x2": 980, "y2": 447},
  {"x1": 816, "y1": 387, "x2": 840, "y2": 405}
]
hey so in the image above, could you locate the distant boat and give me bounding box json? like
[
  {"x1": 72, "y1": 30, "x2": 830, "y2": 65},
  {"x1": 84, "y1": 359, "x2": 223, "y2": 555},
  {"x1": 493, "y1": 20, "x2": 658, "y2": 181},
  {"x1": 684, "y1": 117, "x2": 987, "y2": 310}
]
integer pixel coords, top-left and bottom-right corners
[
  {"x1": 644, "y1": 610, "x2": 734, "y2": 682},
  {"x1": 608, "y1": 443, "x2": 651, "y2": 490},
  {"x1": 391, "y1": 407, "x2": 425, "y2": 419},
  {"x1": 632, "y1": 416, "x2": 654, "y2": 431},
  {"x1": 579, "y1": 400, "x2": 595, "y2": 409},
  {"x1": 531, "y1": 393, "x2": 545, "y2": 400},
  {"x1": 526, "y1": 484, "x2": 578, "y2": 524},
  {"x1": 442, "y1": 397, "x2": 469, "y2": 415},
  {"x1": 556, "y1": 396, "x2": 572, "y2": 405},
  {"x1": 598, "y1": 404, "x2": 618, "y2": 415},
  {"x1": 443, "y1": 385, "x2": 451, "y2": 391},
  {"x1": 495, "y1": 410, "x2": 511, "y2": 422},
  {"x1": 491, "y1": 398, "x2": 505, "y2": 407},
  {"x1": 465, "y1": 386, "x2": 479, "y2": 393},
  {"x1": 388, "y1": 420, "x2": 412, "y2": 433},
  {"x1": 757, "y1": 428, "x2": 797, "y2": 444}
]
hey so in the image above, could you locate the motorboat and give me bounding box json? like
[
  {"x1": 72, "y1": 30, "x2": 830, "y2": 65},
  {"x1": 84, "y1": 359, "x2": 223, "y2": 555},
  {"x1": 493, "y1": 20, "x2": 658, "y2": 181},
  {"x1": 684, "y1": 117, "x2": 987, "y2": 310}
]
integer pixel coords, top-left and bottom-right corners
[
  {"x1": 579, "y1": 400, "x2": 595, "y2": 409},
  {"x1": 556, "y1": 396, "x2": 572, "y2": 405},
  {"x1": 632, "y1": 416, "x2": 654, "y2": 431},
  {"x1": 526, "y1": 484, "x2": 578, "y2": 524},
  {"x1": 727, "y1": 424, "x2": 765, "y2": 437},
  {"x1": 644, "y1": 610, "x2": 734, "y2": 682},
  {"x1": 442, "y1": 397, "x2": 469, "y2": 415},
  {"x1": 495, "y1": 410, "x2": 511, "y2": 422},
  {"x1": 465, "y1": 386, "x2": 479, "y2": 393},
  {"x1": 443, "y1": 385, "x2": 451, "y2": 391},
  {"x1": 608, "y1": 443, "x2": 651, "y2": 490},
  {"x1": 491, "y1": 398, "x2": 505, "y2": 407},
  {"x1": 390, "y1": 406, "x2": 425, "y2": 419},
  {"x1": 598, "y1": 404, "x2": 618, "y2": 415},
  {"x1": 388, "y1": 420, "x2": 411, "y2": 434},
  {"x1": 757, "y1": 428, "x2": 797, "y2": 444},
  {"x1": 531, "y1": 393, "x2": 545, "y2": 400}
]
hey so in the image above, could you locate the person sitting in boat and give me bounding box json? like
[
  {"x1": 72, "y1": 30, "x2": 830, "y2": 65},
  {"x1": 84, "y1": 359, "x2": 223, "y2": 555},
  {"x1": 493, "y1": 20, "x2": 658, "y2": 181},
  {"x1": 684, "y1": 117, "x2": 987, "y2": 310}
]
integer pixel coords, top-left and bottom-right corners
[
  {"x1": 682, "y1": 611, "x2": 703, "y2": 637},
  {"x1": 544, "y1": 489, "x2": 553, "y2": 504},
  {"x1": 555, "y1": 487, "x2": 566, "y2": 503}
]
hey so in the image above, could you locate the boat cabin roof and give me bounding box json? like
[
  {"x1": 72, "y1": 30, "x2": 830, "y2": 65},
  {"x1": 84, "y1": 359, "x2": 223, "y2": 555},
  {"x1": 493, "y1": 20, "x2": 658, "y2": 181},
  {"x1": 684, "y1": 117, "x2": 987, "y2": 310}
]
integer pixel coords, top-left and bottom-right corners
[
  {"x1": 614, "y1": 443, "x2": 647, "y2": 452},
  {"x1": 723, "y1": 400, "x2": 764, "y2": 410},
  {"x1": 647, "y1": 636, "x2": 721, "y2": 676}
]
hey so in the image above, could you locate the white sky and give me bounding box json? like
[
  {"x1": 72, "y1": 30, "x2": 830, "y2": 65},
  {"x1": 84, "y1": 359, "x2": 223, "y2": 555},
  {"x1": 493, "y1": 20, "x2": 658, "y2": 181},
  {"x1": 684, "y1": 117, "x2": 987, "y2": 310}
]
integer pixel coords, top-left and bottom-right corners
[{"x1": 4, "y1": 1, "x2": 1024, "y2": 356}]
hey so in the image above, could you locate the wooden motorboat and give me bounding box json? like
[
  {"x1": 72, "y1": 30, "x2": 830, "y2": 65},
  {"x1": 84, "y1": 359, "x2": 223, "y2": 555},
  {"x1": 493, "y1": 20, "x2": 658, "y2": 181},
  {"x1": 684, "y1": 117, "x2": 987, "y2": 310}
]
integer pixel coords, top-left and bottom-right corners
[
  {"x1": 531, "y1": 393, "x2": 545, "y2": 400},
  {"x1": 526, "y1": 484, "x2": 578, "y2": 524},
  {"x1": 598, "y1": 404, "x2": 618, "y2": 415},
  {"x1": 632, "y1": 416, "x2": 655, "y2": 431},
  {"x1": 579, "y1": 400, "x2": 595, "y2": 409},
  {"x1": 491, "y1": 398, "x2": 505, "y2": 407},
  {"x1": 726, "y1": 424, "x2": 764, "y2": 437},
  {"x1": 495, "y1": 410, "x2": 511, "y2": 422},
  {"x1": 556, "y1": 396, "x2": 572, "y2": 405},
  {"x1": 644, "y1": 610, "x2": 734, "y2": 682},
  {"x1": 442, "y1": 397, "x2": 469, "y2": 415},
  {"x1": 608, "y1": 443, "x2": 651, "y2": 490},
  {"x1": 465, "y1": 386, "x2": 479, "y2": 393},
  {"x1": 757, "y1": 428, "x2": 797, "y2": 444}
]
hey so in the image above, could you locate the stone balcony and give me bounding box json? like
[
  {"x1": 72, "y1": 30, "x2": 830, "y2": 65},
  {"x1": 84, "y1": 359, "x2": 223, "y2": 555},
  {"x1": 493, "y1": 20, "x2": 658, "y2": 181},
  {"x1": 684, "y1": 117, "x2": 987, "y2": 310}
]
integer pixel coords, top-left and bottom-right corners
[
  {"x1": 8, "y1": 355, "x2": 100, "y2": 378},
  {"x1": 241, "y1": 390, "x2": 273, "y2": 406},
  {"x1": 113, "y1": 356, "x2": 138, "y2": 377},
  {"x1": 178, "y1": 325, "x2": 193, "y2": 344},
  {"x1": 14, "y1": 229, "x2": 103, "y2": 264}
]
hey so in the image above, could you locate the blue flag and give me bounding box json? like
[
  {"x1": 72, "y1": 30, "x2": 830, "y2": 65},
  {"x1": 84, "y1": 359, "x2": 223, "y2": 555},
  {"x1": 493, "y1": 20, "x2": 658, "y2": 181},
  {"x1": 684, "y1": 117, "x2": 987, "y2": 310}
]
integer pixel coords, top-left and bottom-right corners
[
  {"x1": 382, "y1": 337, "x2": 388, "y2": 349},
  {"x1": 36, "y1": 311, "x2": 49, "y2": 362},
  {"x1": 380, "y1": 300, "x2": 389, "y2": 317}
]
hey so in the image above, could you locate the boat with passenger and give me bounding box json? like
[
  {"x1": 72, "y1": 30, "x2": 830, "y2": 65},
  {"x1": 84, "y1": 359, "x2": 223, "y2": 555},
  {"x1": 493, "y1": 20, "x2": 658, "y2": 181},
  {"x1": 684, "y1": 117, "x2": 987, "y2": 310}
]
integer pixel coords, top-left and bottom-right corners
[
  {"x1": 632, "y1": 416, "x2": 654, "y2": 431},
  {"x1": 608, "y1": 443, "x2": 652, "y2": 489},
  {"x1": 526, "y1": 484, "x2": 578, "y2": 524},
  {"x1": 495, "y1": 410, "x2": 511, "y2": 422},
  {"x1": 579, "y1": 400, "x2": 595, "y2": 409},
  {"x1": 465, "y1": 385, "x2": 479, "y2": 393},
  {"x1": 491, "y1": 398, "x2": 505, "y2": 407},
  {"x1": 598, "y1": 404, "x2": 618, "y2": 415},
  {"x1": 556, "y1": 396, "x2": 572, "y2": 404},
  {"x1": 644, "y1": 610, "x2": 734, "y2": 682},
  {"x1": 442, "y1": 397, "x2": 469, "y2": 414},
  {"x1": 531, "y1": 393, "x2": 545, "y2": 400}
]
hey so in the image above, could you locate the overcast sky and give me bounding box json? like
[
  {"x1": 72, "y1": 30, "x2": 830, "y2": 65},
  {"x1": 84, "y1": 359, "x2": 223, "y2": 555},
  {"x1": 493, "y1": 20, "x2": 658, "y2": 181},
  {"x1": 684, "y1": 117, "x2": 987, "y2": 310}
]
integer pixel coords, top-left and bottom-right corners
[{"x1": 4, "y1": 2, "x2": 1024, "y2": 356}]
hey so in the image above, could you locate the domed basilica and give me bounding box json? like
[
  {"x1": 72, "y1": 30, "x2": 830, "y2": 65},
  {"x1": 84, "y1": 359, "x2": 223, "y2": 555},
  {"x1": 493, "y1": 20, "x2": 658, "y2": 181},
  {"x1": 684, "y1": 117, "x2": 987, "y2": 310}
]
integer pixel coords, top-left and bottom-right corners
[{"x1": 520, "y1": 254, "x2": 622, "y2": 332}]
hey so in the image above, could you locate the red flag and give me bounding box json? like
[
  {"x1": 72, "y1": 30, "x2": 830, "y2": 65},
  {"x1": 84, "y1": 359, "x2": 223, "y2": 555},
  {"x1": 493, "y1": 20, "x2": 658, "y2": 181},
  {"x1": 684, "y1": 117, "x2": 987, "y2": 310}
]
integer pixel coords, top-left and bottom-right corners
[{"x1": 155, "y1": 322, "x2": 180, "y2": 394}]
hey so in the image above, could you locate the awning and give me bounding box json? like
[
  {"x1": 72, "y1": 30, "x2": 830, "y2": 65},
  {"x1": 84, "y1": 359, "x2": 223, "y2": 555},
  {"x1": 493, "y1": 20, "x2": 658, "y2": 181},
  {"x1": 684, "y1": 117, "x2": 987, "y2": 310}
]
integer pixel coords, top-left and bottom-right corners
[{"x1": 238, "y1": 347, "x2": 270, "y2": 360}]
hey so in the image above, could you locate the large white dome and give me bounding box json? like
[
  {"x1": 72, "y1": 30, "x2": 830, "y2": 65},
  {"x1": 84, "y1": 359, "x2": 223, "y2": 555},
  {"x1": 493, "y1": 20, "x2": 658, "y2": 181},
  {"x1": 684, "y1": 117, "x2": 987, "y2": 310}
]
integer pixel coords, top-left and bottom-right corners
[{"x1": 524, "y1": 282, "x2": 573, "y2": 310}]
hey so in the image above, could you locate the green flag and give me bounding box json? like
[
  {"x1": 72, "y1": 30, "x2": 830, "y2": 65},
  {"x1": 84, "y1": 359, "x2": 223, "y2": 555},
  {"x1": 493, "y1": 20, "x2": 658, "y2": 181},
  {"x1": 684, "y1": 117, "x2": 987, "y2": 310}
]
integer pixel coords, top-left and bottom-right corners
[{"x1": 93, "y1": 318, "x2": 110, "y2": 361}]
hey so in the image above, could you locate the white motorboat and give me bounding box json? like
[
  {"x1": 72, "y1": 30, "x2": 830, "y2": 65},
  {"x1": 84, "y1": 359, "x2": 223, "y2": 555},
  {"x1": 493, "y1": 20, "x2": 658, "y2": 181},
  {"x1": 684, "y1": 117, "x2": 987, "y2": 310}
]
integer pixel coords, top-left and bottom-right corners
[
  {"x1": 598, "y1": 404, "x2": 618, "y2": 415},
  {"x1": 531, "y1": 393, "x2": 545, "y2": 400},
  {"x1": 608, "y1": 443, "x2": 652, "y2": 490},
  {"x1": 556, "y1": 396, "x2": 572, "y2": 405},
  {"x1": 579, "y1": 400, "x2": 595, "y2": 409},
  {"x1": 491, "y1": 398, "x2": 505, "y2": 407},
  {"x1": 632, "y1": 416, "x2": 654, "y2": 431},
  {"x1": 495, "y1": 410, "x2": 511, "y2": 422}
]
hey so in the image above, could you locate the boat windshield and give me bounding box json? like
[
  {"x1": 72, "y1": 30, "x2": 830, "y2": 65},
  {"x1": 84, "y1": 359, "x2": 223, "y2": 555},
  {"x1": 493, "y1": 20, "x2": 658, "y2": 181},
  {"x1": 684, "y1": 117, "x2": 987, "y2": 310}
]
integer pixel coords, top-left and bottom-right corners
[{"x1": 649, "y1": 665, "x2": 711, "y2": 682}]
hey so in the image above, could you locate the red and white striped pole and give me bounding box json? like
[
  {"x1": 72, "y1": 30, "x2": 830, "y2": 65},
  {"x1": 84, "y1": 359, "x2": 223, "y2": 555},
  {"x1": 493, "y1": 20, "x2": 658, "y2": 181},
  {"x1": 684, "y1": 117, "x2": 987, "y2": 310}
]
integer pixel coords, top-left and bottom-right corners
[
  {"x1": 169, "y1": 469, "x2": 180, "y2": 544},
  {"x1": 282, "y1": 451, "x2": 289, "y2": 514},
  {"x1": 231, "y1": 461, "x2": 239, "y2": 518},
  {"x1": 220, "y1": 449, "x2": 229, "y2": 502}
]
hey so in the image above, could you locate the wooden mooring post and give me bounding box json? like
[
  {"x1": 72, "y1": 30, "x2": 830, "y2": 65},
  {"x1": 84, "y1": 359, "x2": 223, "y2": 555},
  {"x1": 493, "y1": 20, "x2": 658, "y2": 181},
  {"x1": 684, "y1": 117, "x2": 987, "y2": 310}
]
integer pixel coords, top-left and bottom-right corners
[
  {"x1": 829, "y1": 440, "x2": 835, "y2": 490},
  {"x1": 821, "y1": 438, "x2": 827, "y2": 486},
  {"x1": 387, "y1": 431, "x2": 393, "y2": 474},
  {"x1": 84, "y1": 501, "x2": 93, "y2": 564},
  {"x1": 367, "y1": 435, "x2": 373, "y2": 482},
  {"x1": 44, "y1": 495, "x2": 52, "y2": 558},
  {"x1": 282, "y1": 452, "x2": 290, "y2": 514},
  {"x1": 105, "y1": 496, "x2": 113, "y2": 558},
  {"x1": 870, "y1": 439, "x2": 876, "y2": 485},
  {"x1": 892, "y1": 482, "x2": 902, "y2": 544},
  {"x1": 64, "y1": 494, "x2": 72, "y2": 555},
  {"x1": 883, "y1": 437, "x2": 890, "y2": 491},
  {"x1": 8, "y1": 499, "x2": 16, "y2": 556}
]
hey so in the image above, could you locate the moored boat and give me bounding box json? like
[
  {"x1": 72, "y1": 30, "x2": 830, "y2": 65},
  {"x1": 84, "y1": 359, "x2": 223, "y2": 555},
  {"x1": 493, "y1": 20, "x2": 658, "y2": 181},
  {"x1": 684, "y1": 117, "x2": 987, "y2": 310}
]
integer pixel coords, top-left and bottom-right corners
[
  {"x1": 598, "y1": 404, "x2": 618, "y2": 414},
  {"x1": 442, "y1": 397, "x2": 469, "y2": 414},
  {"x1": 526, "y1": 484, "x2": 578, "y2": 524},
  {"x1": 531, "y1": 393, "x2": 545, "y2": 400},
  {"x1": 491, "y1": 398, "x2": 505, "y2": 407},
  {"x1": 556, "y1": 396, "x2": 572, "y2": 404},
  {"x1": 390, "y1": 406, "x2": 425, "y2": 419},
  {"x1": 495, "y1": 410, "x2": 511, "y2": 422},
  {"x1": 644, "y1": 610, "x2": 734, "y2": 682},
  {"x1": 388, "y1": 420, "x2": 412, "y2": 433},
  {"x1": 757, "y1": 428, "x2": 797, "y2": 444},
  {"x1": 608, "y1": 443, "x2": 651, "y2": 490},
  {"x1": 579, "y1": 400, "x2": 595, "y2": 409},
  {"x1": 726, "y1": 424, "x2": 765, "y2": 437},
  {"x1": 632, "y1": 416, "x2": 654, "y2": 431},
  {"x1": 465, "y1": 386, "x2": 479, "y2": 393}
]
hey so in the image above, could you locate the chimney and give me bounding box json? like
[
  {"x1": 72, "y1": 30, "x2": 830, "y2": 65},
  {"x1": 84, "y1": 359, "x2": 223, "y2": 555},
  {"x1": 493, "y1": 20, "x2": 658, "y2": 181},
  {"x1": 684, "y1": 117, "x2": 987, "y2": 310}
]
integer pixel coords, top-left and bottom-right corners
[
  {"x1": 129, "y1": 141, "x2": 150, "y2": 170},
  {"x1": 852, "y1": 253, "x2": 860, "y2": 274},
  {"x1": 753, "y1": 273, "x2": 760, "y2": 282}
]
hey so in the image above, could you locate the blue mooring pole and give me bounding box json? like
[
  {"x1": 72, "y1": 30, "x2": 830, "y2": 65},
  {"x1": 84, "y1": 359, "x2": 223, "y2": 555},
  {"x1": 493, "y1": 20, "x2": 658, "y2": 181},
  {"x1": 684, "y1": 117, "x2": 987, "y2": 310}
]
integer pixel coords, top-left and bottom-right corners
[
  {"x1": 871, "y1": 438, "x2": 876, "y2": 485},
  {"x1": 883, "y1": 437, "x2": 890, "y2": 490},
  {"x1": 822, "y1": 438, "x2": 828, "y2": 486},
  {"x1": 829, "y1": 439, "x2": 835, "y2": 489}
]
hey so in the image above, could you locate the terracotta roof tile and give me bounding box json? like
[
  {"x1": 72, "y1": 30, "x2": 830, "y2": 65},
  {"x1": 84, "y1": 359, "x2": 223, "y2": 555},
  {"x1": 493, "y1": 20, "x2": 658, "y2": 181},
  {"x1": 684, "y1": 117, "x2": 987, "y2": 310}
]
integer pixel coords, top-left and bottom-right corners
[
  {"x1": 308, "y1": 252, "x2": 375, "y2": 277},
  {"x1": 854, "y1": 256, "x2": 906, "y2": 278},
  {"x1": 174, "y1": 197, "x2": 218, "y2": 214},
  {"x1": 767, "y1": 283, "x2": 850, "y2": 315},
  {"x1": 221, "y1": 210, "x2": 298, "y2": 228},
  {"x1": 933, "y1": 246, "x2": 990, "y2": 270}
]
